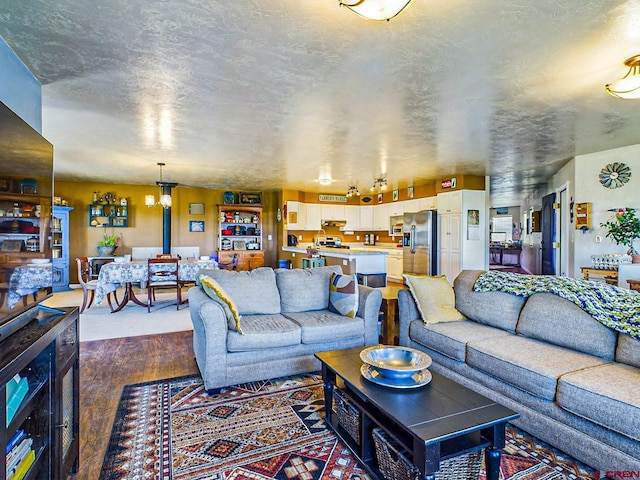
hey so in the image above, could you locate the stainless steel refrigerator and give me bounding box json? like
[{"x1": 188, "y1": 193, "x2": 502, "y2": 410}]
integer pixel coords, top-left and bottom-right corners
[{"x1": 403, "y1": 210, "x2": 437, "y2": 275}]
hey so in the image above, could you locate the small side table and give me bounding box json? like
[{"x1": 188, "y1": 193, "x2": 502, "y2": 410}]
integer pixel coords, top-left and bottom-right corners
[
  {"x1": 627, "y1": 279, "x2": 640, "y2": 292},
  {"x1": 580, "y1": 267, "x2": 618, "y2": 285},
  {"x1": 302, "y1": 257, "x2": 325, "y2": 269}
]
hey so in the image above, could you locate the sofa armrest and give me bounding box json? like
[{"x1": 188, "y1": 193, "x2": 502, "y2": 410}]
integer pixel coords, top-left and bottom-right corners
[
  {"x1": 398, "y1": 289, "x2": 420, "y2": 346},
  {"x1": 357, "y1": 284, "x2": 383, "y2": 345},
  {"x1": 188, "y1": 286, "x2": 230, "y2": 390}
]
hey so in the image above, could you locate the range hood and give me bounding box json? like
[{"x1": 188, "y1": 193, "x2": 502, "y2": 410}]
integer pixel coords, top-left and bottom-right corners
[{"x1": 322, "y1": 219, "x2": 347, "y2": 227}]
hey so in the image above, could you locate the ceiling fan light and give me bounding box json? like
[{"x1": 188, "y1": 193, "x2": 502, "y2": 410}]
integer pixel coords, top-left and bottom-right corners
[
  {"x1": 339, "y1": 0, "x2": 414, "y2": 21},
  {"x1": 145, "y1": 195, "x2": 156, "y2": 207},
  {"x1": 606, "y1": 55, "x2": 640, "y2": 99}
]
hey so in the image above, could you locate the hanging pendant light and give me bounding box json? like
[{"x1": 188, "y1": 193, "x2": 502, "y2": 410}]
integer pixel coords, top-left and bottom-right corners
[
  {"x1": 605, "y1": 55, "x2": 640, "y2": 99},
  {"x1": 146, "y1": 162, "x2": 177, "y2": 208},
  {"x1": 339, "y1": 0, "x2": 414, "y2": 21}
]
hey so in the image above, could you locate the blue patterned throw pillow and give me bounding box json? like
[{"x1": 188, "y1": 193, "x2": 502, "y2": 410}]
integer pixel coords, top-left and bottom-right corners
[{"x1": 329, "y1": 273, "x2": 359, "y2": 318}]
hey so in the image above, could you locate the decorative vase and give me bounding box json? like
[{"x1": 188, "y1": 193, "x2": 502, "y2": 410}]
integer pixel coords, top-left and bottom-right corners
[{"x1": 97, "y1": 245, "x2": 116, "y2": 256}]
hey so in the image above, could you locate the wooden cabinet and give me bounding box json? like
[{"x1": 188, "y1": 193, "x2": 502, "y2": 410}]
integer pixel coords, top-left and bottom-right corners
[
  {"x1": 218, "y1": 205, "x2": 263, "y2": 270},
  {"x1": 574, "y1": 203, "x2": 590, "y2": 230},
  {"x1": 218, "y1": 250, "x2": 264, "y2": 271},
  {"x1": 0, "y1": 307, "x2": 79, "y2": 480},
  {"x1": 88, "y1": 202, "x2": 128, "y2": 228},
  {"x1": 52, "y1": 206, "x2": 73, "y2": 292}
]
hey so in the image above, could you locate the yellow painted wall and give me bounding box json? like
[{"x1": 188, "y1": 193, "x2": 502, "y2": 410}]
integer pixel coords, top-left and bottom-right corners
[{"x1": 55, "y1": 180, "x2": 279, "y2": 282}]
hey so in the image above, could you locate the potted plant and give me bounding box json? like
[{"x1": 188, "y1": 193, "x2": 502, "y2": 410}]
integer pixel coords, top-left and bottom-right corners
[
  {"x1": 600, "y1": 207, "x2": 640, "y2": 261},
  {"x1": 97, "y1": 232, "x2": 118, "y2": 256}
]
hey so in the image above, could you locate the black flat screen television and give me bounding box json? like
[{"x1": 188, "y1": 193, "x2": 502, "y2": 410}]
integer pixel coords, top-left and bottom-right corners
[{"x1": 0, "y1": 100, "x2": 55, "y2": 339}]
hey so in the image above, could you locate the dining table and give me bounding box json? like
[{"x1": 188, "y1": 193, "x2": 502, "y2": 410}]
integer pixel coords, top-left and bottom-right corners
[
  {"x1": 5, "y1": 263, "x2": 53, "y2": 309},
  {"x1": 94, "y1": 259, "x2": 218, "y2": 312}
]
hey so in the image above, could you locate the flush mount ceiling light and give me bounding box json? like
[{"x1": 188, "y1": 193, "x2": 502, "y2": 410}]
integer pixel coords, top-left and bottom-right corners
[
  {"x1": 370, "y1": 177, "x2": 388, "y2": 192},
  {"x1": 605, "y1": 55, "x2": 640, "y2": 99},
  {"x1": 346, "y1": 185, "x2": 360, "y2": 197},
  {"x1": 339, "y1": 0, "x2": 414, "y2": 21},
  {"x1": 145, "y1": 162, "x2": 177, "y2": 209}
]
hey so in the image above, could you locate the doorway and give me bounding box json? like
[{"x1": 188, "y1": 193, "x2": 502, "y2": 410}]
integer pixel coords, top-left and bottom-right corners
[{"x1": 541, "y1": 193, "x2": 556, "y2": 275}]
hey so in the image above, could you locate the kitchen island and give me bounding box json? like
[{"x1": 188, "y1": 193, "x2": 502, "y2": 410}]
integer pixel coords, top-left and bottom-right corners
[{"x1": 281, "y1": 246, "x2": 388, "y2": 286}]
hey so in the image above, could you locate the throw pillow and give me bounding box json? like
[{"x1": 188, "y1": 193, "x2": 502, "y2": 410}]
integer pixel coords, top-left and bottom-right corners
[
  {"x1": 328, "y1": 273, "x2": 359, "y2": 318},
  {"x1": 200, "y1": 275, "x2": 243, "y2": 334},
  {"x1": 403, "y1": 274, "x2": 466, "y2": 325}
]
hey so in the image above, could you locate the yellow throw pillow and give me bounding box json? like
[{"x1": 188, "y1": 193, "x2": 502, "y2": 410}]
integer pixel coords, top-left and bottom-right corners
[
  {"x1": 403, "y1": 274, "x2": 466, "y2": 325},
  {"x1": 200, "y1": 275, "x2": 243, "y2": 334}
]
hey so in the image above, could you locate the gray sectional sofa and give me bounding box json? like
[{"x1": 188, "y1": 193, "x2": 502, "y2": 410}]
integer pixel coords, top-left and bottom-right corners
[
  {"x1": 189, "y1": 265, "x2": 382, "y2": 392},
  {"x1": 398, "y1": 270, "x2": 640, "y2": 473}
]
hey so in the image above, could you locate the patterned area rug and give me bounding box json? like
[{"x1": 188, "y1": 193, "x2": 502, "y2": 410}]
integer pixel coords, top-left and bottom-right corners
[{"x1": 100, "y1": 373, "x2": 601, "y2": 480}]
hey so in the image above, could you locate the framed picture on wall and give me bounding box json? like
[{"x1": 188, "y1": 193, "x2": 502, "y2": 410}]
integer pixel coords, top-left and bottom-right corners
[
  {"x1": 392, "y1": 190, "x2": 399, "y2": 201},
  {"x1": 189, "y1": 203, "x2": 205, "y2": 215},
  {"x1": 189, "y1": 220, "x2": 205, "y2": 232},
  {"x1": 407, "y1": 186, "x2": 414, "y2": 199}
]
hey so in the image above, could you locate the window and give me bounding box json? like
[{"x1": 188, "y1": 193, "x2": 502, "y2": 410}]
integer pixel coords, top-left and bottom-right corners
[{"x1": 491, "y1": 216, "x2": 513, "y2": 243}]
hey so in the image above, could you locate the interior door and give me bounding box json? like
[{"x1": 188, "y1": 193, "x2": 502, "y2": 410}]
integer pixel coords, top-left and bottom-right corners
[{"x1": 541, "y1": 193, "x2": 556, "y2": 275}]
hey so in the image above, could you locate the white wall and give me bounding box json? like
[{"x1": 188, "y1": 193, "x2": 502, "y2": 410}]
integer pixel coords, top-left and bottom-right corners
[
  {"x1": 0, "y1": 39, "x2": 42, "y2": 131},
  {"x1": 571, "y1": 145, "x2": 640, "y2": 278}
]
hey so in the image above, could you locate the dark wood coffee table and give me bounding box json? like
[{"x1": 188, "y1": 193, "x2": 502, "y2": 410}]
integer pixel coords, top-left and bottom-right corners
[{"x1": 316, "y1": 347, "x2": 519, "y2": 480}]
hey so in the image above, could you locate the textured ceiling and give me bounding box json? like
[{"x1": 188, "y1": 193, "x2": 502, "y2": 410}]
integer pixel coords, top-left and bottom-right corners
[{"x1": 1, "y1": 0, "x2": 640, "y2": 206}]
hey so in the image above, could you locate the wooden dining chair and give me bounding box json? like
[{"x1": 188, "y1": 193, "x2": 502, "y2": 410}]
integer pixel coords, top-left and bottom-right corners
[
  {"x1": 76, "y1": 257, "x2": 118, "y2": 313},
  {"x1": 147, "y1": 258, "x2": 181, "y2": 312},
  {"x1": 218, "y1": 254, "x2": 239, "y2": 271}
]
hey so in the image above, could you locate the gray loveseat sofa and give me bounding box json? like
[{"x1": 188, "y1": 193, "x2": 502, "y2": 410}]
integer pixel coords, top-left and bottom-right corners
[
  {"x1": 189, "y1": 265, "x2": 382, "y2": 392},
  {"x1": 398, "y1": 270, "x2": 640, "y2": 472}
]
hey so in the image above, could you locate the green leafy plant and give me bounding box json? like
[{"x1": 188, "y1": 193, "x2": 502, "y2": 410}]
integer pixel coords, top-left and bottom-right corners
[
  {"x1": 600, "y1": 208, "x2": 640, "y2": 255},
  {"x1": 98, "y1": 232, "x2": 118, "y2": 247}
]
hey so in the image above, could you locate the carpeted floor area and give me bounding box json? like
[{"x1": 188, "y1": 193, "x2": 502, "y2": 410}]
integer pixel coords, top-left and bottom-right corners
[
  {"x1": 43, "y1": 287, "x2": 193, "y2": 341},
  {"x1": 100, "y1": 373, "x2": 602, "y2": 480}
]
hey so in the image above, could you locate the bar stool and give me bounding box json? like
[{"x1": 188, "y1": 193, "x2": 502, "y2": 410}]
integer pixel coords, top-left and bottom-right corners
[{"x1": 302, "y1": 257, "x2": 325, "y2": 269}]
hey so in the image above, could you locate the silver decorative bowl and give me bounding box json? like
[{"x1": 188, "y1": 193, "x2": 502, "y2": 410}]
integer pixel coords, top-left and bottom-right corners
[{"x1": 360, "y1": 346, "x2": 432, "y2": 379}]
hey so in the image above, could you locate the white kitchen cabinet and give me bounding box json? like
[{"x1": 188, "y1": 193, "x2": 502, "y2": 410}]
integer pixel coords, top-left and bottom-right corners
[
  {"x1": 286, "y1": 201, "x2": 305, "y2": 229},
  {"x1": 403, "y1": 199, "x2": 420, "y2": 213},
  {"x1": 418, "y1": 196, "x2": 437, "y2": 210},
  {"x1": 373, "y1": 203, "x2": 389, "y2": 231},
  {"x1": 386, "y1": 251, "x2": 404, "y2": 282},
  {"x1": 305, "y1": 203, "x2": 322, "y2": 231},
  {"x1": 321, "y1": 204, "x2": 345, "y2": 221},
  {"x1": 345, "y1": 205, "x2": 360, "y2": 231},
  {"x1": 437, "y1": 190, "x2": 462, "y2": 213},
  {"x1": 388, "y1": 201, "x2": 405, "y2": 217},
  {"x1": 359, "y1": 205, "x2": 374, "y2": 230},
  {"x1": 438, "y1": 189, "x2": 487, "y2": 283}
]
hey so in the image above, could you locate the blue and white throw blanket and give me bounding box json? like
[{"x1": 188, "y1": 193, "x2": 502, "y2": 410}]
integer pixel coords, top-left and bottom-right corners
[{"x1": 473, "y1": 271, "x2": 640, "y2": 339}]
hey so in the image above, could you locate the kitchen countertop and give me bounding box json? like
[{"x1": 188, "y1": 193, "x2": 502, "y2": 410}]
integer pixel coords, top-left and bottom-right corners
[{"x1": 282, "y1": 246, "x2": 390, "y2": 258}]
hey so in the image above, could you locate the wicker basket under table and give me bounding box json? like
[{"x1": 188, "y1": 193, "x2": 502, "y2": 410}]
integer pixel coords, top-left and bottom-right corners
[
  {"x1": 333, "y1": 389, "x2": 361, "y2": 445},
  {"x1": 372, "y1": 428, "x2": 483, "y2": 480}
]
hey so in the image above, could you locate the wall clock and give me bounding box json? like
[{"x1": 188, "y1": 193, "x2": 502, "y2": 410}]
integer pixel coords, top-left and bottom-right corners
[{"x1": 599, "y1": 162, "x2": 631, "y2": 189}]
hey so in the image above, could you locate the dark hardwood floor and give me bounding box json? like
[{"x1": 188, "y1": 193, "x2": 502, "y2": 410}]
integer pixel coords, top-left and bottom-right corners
[{"x1": 78, "y1": 331, "x2": 199, "y2": 480}]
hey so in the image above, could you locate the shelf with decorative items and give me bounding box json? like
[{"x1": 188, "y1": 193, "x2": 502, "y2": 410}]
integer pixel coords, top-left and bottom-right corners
[
  {"x1": 0, "y1": 193, "x2": 52, "y2": 262},
  {"x1": 574, "y1": 202, "x2": 591, "y2": 231},
  {"x1": 88, "y1": 193, "x2": 129, "y2": 228},
  {"x1": 218, "y1": 204, "x2": 263, "y2": 271}
]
